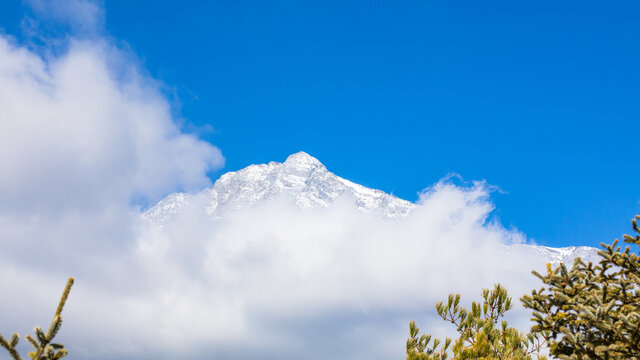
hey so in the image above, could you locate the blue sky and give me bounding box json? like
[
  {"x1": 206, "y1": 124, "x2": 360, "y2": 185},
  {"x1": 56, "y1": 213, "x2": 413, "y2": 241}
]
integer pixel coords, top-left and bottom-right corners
[
  {"x1": 2, "y1": 2, "x2": 640, "y2": 359},
  {"x1": 2, "y1": 0, "x2": 639, "y2": 248}
]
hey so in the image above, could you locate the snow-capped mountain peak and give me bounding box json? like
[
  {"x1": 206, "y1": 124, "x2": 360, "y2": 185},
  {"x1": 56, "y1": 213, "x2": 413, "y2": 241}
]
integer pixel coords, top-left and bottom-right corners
[
  {"x1": 143, "y1": 152, "x2": 599, "y2": 266},
  {"x1": 282, "y1": 151, "x2": 325, "y2": 171},
  {"x1": 513, "y1": 244, "x2": 602, "y2": 266},
  {"x1": 144, "y1": 152, "x2": 413, "y2": 223}
]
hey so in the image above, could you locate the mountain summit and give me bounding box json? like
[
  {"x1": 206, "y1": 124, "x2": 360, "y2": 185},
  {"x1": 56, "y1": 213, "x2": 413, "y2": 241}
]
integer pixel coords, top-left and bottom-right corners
[
  {"x1": 144, "y1": 152, "x2": 599, "y2": 265},
  {"x1": 282, "y1": 151, "x2": 325, "y2": 169},
  {"x1": 144, "y1": 151, "x2": 413, "y2": 223}
]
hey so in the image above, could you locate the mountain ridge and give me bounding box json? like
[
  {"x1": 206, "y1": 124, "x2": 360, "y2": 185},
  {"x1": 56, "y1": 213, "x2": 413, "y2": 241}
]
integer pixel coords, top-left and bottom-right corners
[
  {"x1": 144, "y1": 151, "x2": 600, "y2": 265},
  {"x1": 144, "y1": 152, "x2": 414, "y2": 223}
]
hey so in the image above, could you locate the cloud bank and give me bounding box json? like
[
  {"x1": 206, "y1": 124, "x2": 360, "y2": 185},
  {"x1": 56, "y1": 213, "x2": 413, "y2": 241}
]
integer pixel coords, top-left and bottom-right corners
[
  {"x1": 0, "y1": 2, "x2": 551, "y2": 359},
  {"x1": 0, "y1": 11, "x2": 224, "y2": 357},
  {"x1": 126, "y1": 181, "x2": 546, "y2": 360}
]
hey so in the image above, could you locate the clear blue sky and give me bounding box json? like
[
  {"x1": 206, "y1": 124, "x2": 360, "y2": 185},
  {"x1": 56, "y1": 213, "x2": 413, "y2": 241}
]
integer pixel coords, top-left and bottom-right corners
[{"x1": 1, "y1": 1, "x2": 638, "y2": 248}]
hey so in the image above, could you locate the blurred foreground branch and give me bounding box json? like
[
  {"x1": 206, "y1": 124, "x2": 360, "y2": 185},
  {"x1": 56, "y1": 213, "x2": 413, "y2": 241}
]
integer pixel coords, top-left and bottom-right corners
[{"x1": 0, "y1": 277, "x2": 74, "y2": 360}]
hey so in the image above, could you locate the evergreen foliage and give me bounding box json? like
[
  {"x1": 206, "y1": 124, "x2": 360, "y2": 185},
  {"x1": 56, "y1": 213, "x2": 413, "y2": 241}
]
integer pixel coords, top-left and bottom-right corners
[
  {"x1": 0, "y1": 277, "x2": 74, "y2": 360},
  {"x1": 407, "y1": 284, "x2": 548, "y2": 360},
  {"x1": 522, "y1": 215, "x2": 640, "y2": 360}
]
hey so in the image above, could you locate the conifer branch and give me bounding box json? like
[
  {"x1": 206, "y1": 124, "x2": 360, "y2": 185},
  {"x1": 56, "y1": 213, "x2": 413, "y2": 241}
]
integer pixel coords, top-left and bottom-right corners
[
  {"x1": 407, "y1": 284, "x2": 547, "y2": 360},
  {"x1": 0, "y1": 277, "x2": 74, "y2": 360},
  {"x1": 522, "y1": 214, "x2": 640, "y2": 360},
  {"x1": 54, "y1": 278, "x2": 73, "y2": 318},
  {"x1": 0, "y1": 333, "x2": 22, "y2": 360}
]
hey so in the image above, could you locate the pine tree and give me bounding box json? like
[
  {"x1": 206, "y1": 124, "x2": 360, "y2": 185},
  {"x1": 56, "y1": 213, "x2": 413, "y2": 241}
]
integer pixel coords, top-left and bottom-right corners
[
  {"x1": 0, "y1": 277, "x2": 74, "y2": 360},
  {"x1": 521, "y1": 215, "x2": 640, "y2": 360},
  {"x1": 407, "y1": 284, "x2": 548, "y2": 360}
]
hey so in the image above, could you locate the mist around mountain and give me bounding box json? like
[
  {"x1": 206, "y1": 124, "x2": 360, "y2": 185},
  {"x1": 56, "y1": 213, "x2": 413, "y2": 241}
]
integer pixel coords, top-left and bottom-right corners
[
  {"x1": 86, "y1": 151, "x2": 599, "y2": 359},
  {"x1": 145, "y1": 151, "x2": 599, "y2": 266},
  {"x1": 0, "y1": 144, "x2": 602, "y2": 360}
]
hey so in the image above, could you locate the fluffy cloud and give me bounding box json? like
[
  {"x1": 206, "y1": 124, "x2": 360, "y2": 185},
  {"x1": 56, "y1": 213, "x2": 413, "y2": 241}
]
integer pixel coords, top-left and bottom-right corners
[
  {"x1": 0, "y1": 3, "x2": 550, "y2": 360},
  {"x1": 2, "y1": 148, "x2": 550, "y2": 360},
  {"x1": 121, "y1": 181, "x2": 545, "y2": 360},
  {"x1": 0, "y1": 28, "x2": 225, "y2": 358},
  {"x1": 0, "y1": 37, "x2": 223, "y2": 215}
]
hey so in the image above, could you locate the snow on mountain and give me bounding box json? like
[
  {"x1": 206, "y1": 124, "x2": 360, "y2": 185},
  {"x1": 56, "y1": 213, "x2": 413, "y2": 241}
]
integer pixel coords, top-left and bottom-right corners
[
  {"x1": 512, "y1": 244, "x2": 601, "y2": 266},
  {"x1": 144, "y1": 151, "x2": 414, "y2": 223},
  {"x1": 143, "y1": 151, "x2": 600, "y2": 265}
]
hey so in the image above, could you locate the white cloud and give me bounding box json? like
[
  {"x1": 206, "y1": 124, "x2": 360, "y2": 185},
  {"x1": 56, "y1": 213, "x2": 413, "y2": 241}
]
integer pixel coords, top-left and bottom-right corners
[
  {"x1": 0, "y1": 7, "x2": 551, "y2": 360},
  {"x1": 0, "y1": 31, "x2": 226, "y2": 357},
  {"x1": 24, "y1": 0, "x2": 104, "y2": 34},
  {"x1": 0, "y1": 37, "x2": 223, "y2": 216},
  {"x1": 1, "y1": 177, "x2": 549, "y2": 359},
  {"x1": 108, "y1": 183, "x2": 546, "y2": 360}
]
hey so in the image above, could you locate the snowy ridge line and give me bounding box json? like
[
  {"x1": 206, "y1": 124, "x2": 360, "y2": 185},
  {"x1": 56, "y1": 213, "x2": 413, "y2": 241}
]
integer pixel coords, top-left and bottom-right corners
[
  {"x1": 143, "y1": 151, "x2": 600, "y2": 265},
  {"x1": 144, "y1": 151, "x2": 414, "y2": 223}
]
